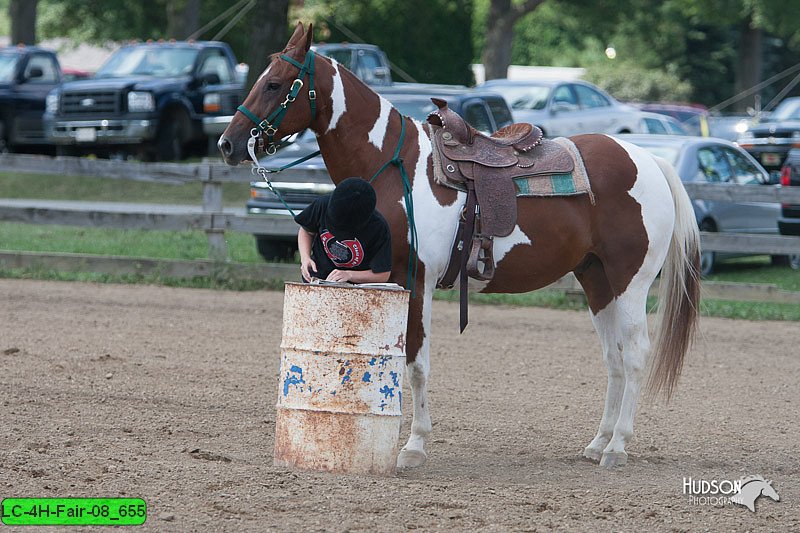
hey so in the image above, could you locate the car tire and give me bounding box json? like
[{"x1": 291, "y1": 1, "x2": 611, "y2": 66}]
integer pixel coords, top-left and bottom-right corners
[
  {"x1": 155, "y1": 111, "x2": 187, "y2": 161},
  {"x1": 790, "y1": 253, "x2": 800, "y2": 270},
  {"x1": 699, "y1": 220, "x2": 716, "y2": 277},
  {"x1": 255, "y1": 236, "x2": 297, "y2": 262}
]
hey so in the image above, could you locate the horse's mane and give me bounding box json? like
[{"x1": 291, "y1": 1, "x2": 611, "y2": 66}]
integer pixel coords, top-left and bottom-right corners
[{"x1": 739, "y1": 474, "x2": 768, "y2": 486}]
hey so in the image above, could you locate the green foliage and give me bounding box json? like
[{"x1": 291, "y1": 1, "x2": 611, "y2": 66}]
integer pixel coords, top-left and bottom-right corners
[
  {"x1": 584, "y1": 61, "x2": 693, "y2": 102},
  {"x1": 312, "y1": 0, "x2": 475, "y2": 85},
  {"x1": 36, "y1": 0, "x2": 257, "y2": 64}
]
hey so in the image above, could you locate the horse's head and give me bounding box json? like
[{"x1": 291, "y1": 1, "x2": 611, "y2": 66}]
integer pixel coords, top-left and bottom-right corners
[
  {"x1": 218, "y1": 22, "x2": 318, "y2": 166},
  {"x1": 761, "y1": 479, "x2": 780, "y2": 502}
]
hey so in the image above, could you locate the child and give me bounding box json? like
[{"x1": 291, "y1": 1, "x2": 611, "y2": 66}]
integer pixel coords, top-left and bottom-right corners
[{"x1": 295, "y1": 177, "x2": 392, "y2": 283}]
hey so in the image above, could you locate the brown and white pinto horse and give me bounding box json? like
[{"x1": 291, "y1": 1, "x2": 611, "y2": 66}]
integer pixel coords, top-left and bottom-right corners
[{"x1": 219, "y1": 24, "x2": 700, "y2": 469}]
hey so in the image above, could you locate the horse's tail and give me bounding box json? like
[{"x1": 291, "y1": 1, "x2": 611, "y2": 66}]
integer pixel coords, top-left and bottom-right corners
[{"x1": 647, "y1": 156, "x2": 701, "y2": 400}]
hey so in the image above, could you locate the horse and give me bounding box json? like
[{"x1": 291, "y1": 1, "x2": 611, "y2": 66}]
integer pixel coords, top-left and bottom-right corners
[
  {"x1": 218, "y1": 23, "x2": 701, "y2": 469},
  {"x1": 730, "y1": 476, "x2": 780, "y2": 512}
]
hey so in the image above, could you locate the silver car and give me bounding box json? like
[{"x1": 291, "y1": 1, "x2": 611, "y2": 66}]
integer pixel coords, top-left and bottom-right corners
[
  {"x1": 621, "y1": 134, "x2": 781, "y2": 275},
  {"x1": 478, "y1": 78, "x2": 644, "y2": 137}
]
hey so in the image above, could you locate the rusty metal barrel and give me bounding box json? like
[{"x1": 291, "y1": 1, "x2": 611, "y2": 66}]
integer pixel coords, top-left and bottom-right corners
[{"x1": 274, "y1": 282, "x2": 409, "y2": 476}]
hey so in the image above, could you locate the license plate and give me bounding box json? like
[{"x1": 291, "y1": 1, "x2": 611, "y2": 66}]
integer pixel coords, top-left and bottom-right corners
[
  {"x1": 761, "y1": 152, "x2": 782, "y2": 166},
  {"x1": 75, "y1": 127, "x2": 96, "y2": 142}
]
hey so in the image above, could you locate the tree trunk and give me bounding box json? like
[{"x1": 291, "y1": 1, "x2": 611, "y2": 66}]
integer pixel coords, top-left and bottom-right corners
[
  {"x1": 245, "y1": 0, "x2": 290, "y2": 91},
  {"x1": 735, "y1": 15, "x2": 763, "y2": 113},
  {"x1": 481, "y1": 0, "x2": 545, "y2": 81},
  {"x1": 167, "y1": 0, "x2": 202, "y2": 40},
  {"x1": 9, "y1": 0, "x2": 38, "y2": 45}
]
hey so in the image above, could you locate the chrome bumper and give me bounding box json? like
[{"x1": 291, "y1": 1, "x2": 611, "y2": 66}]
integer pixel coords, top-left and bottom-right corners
[{"x1": 47, "y1": 119, "x2": 157, "y2": 145}]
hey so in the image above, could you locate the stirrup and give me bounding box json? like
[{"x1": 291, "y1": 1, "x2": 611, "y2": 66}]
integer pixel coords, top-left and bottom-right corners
[{"x1": 467, "y1": 236, "x2": 495, "y2": 281}]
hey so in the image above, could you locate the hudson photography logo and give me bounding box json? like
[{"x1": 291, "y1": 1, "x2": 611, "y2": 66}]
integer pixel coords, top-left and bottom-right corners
[{"x1": 683, "y1": 475, "x2": 780, "y2": 512}]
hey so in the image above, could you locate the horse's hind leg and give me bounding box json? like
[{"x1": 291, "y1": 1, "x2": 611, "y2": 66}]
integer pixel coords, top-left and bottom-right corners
[
  {"x1": 598, "y1": 286, "x2": 651, "y2": 467},
  {"x1": 576, "y1": 260, "x2": 625, "y2": 463}
]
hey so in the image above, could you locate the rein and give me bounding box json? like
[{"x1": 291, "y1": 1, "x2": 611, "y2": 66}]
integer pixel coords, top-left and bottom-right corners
[{"x1": 370, "y1": 116, "x2": 418, "y2": 296}]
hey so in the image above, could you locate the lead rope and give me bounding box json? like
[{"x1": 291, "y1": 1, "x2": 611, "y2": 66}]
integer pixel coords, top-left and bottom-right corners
[{"x1": 370, "y1": 117, "x2": 418, "y2": 296}]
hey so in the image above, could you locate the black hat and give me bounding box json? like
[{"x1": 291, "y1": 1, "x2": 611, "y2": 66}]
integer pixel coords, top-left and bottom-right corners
[{"x1": 326, "y1": 177, "x2": 376, "y2": 236}]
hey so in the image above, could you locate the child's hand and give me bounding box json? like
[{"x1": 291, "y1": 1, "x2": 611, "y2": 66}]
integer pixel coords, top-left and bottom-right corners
[
  {"x1": 326, "y1": 269, "x2": 352, "y2": 283},
  {"x1": 300, "y1": 258, "x2": 317, "y2": 282}
]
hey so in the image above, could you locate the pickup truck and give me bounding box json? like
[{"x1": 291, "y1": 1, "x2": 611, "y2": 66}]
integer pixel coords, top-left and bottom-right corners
[
  {"x1": 0, "y1": 45, "x2": 62, "y2": 152},
  {"x1": 44, "y1": 41, "x2": 243, "y2": 160}
]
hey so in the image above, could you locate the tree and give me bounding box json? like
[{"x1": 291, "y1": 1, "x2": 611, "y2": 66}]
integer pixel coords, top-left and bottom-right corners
[
  {"x1": 481, "y1": 0, "x2": 544, "y2": 80},
  {"x1": 321, "y1": 0, "x2": 474, "y2": 85},
  {"x1": 167, "y1": 0, "x2": 202, "y2": 40},
  {"x1": 244, "y1": 0, "x2": 290, "y2": 90},
  {"x1": 9, "y1": 0, "x2": 38, "y2": 44}
]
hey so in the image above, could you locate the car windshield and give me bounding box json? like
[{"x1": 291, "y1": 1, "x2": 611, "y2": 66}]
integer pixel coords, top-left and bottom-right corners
[
  {"x1": 493, "y1": 85, "x2": 550, "y2": 111},
  {"x1": 96, "y1": 47, "x2": 198, "y2": 78},
  {"x1": 0, "y1": 54, "x2": 19, "y2": 82},
  {"x1": 632, "y1": 144, "x2": 681, "y2": 166},
  {"x1": 770, "y1": 99, "x2": 800, "y2": 121}
]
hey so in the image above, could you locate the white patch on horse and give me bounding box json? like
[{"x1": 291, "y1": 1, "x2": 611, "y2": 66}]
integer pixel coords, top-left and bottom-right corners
[
  {"x1": 368, "y1": 95, "x2": 393, "y2": 150},
  {"x1": 257, "y1": 63, "x2": 272, "y2": 82},
  {"x1": 494, "y1": 225, "x2": 532, "y2": 263},
  {"x1": 327, "y1": 60, "x2": 347, "y2": 133},
  {"x1": 403, "y1": 119, "x2": 464, "y2": 278}
]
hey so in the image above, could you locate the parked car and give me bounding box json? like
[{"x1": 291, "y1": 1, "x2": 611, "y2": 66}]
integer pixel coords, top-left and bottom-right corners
[
  {"x1": 0, "y1": 45, "x2": 62, "y2": 152},
  {"x1": 248, "y1": 85, "x2": 514, "y2": 260},
  {"x1": 707, "y1": 114, "x2": 753, "y2": 142},
  {"x1": 477, "y1": 78, "x2": 644, "y2": 137},
  {"x1": 44, "y1": 41, "x2": 244, "y2": 160},
  {"x1": 737, "y1": 96, "x2": 800, "y2": 179},
  {"x1": 778, "y1": 149, "x2": 800, "y2": 269},
  {"x1": 620, "y1": 134, "x2": 782, "y2": 275},
  {"x1": 636, "y1": 102, "x2": 710, "y2": 137},
  {"x1": 639, "y1": 111, "x2": 688, "y2": 135},
  {"x1": 312, "y1": 43, "x2": 392, "y2": 86}
]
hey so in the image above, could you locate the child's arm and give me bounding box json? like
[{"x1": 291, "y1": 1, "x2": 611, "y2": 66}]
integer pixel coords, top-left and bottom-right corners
[
  {"x1": 326, "y1": 269, "x2": 391, "y2": 284},
  {"x1": 297, "y1": 228, "x2": 317, "y2": 281}
]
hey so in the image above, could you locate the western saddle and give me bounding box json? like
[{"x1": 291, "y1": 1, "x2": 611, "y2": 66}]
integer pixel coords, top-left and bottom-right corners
[{"x1": 426, "y1": 98, "x2": 575, "y2": 331}]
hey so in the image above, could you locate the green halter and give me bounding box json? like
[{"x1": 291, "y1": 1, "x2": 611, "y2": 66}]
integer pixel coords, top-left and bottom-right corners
[{"x1": 237, "y1": 50, "x2": 317, "y2": 155}]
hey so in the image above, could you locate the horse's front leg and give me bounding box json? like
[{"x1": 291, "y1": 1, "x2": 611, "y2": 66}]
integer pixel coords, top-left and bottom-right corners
[{"x1": 397, "y1": 280, "x2": 434, "y2": 469}]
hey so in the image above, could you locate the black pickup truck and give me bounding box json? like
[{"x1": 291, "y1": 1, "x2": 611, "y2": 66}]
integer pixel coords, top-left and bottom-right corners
[
  {"x1": 0, "y1": 46, "x2": 62, "y2": 152},
  {"x1": 44, "y1": 41, "x2": 243, "y2": 160}
]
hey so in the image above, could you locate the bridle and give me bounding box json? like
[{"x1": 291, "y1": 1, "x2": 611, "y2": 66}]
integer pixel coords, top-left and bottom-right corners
[{"x1": 237, "y1": 50, "x2": 317, "y2": 159}]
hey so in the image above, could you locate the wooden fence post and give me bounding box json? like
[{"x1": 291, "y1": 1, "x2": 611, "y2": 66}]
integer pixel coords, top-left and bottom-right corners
[{"x1": 201, "y1": 164, "x2": 228, "y2": 261}]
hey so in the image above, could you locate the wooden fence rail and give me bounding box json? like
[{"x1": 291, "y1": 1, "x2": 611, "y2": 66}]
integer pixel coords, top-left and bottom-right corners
[{"x1": 1, "y1": 153, "x2": 799, "y2": 303}]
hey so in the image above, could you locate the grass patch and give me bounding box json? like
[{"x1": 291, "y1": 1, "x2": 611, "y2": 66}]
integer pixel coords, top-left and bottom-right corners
[
  {"x1": 704, "y1": 255, "x2": 800, "y2": 292},
  {"x1": 0, "y1": 222, "x2": 263, "y2": 263},
  {"x1": 0, "y1": 171, "x2": 250, "y2": 207},
  {"x1": 0, "y1": 266, "x2": 285, "y2": 291}
]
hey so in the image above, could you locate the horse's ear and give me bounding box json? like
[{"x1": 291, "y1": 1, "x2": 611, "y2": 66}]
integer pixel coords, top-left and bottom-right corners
[
  {"x1": 287, "y1": 22, "x2": 305, "y2": 48},
  {"x1": 303, "y1": 23, "x2": 314, "y2": 52}
]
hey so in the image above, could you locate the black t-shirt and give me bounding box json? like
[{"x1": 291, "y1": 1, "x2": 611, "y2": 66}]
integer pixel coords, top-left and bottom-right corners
[{"x1": 294, "y1": 195, "x2": 392, "y2": 280}]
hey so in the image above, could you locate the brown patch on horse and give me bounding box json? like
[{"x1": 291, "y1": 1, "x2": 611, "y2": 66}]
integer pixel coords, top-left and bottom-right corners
[
  {"x1": 481, "y1": 134, "x2": 649, "y2": 316},
  {"x1": 572, "y1": 134, "x2": 648, "y2": 310}
]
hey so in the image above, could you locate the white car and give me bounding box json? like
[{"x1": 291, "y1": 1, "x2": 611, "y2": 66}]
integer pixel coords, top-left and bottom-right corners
[{"x1": 478, "y1": 78, "x2": 645, "y2": 137}]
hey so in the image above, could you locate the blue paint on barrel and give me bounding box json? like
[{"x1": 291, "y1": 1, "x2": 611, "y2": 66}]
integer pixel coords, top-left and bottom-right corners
[
  {"x1": 283, "y1": 365, "x2": 306, "y2": 396},
  {"x1": 380, "y1": 385, "x2": 395, "y2": 398},
  {"x1": 362, "y1": 371, "x2": 372, "y2": 383}
]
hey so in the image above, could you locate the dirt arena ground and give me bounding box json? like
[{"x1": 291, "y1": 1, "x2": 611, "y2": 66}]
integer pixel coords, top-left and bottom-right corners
[{"x1": 1, "y1": 278, "x2": 797, "y2": 531}]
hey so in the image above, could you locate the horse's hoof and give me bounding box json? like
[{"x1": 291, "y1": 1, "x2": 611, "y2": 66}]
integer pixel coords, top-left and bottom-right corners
[
  {"x1": 583, "y1": 446, "x2": 603, "y2": 462},
  {"x1": 600, "y1": 451, "x2": 628, "y2": 468},
  {"x1": 397, "y1": 448, "x2": 427, "y2": 469}
]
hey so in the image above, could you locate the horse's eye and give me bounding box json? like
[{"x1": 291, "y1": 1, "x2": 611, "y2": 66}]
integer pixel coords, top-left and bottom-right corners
[{"x1": 266, "y1": 82, "x2": 281, "y2": 91}]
